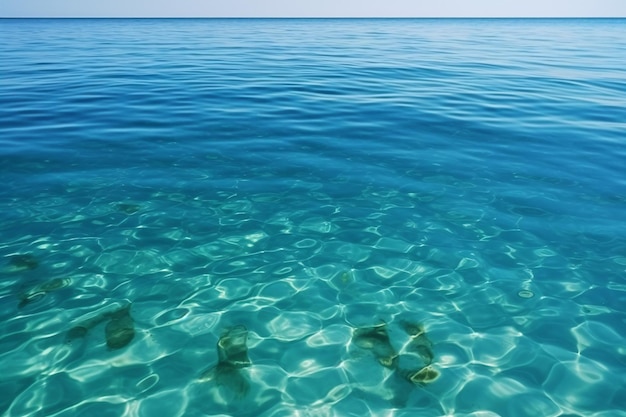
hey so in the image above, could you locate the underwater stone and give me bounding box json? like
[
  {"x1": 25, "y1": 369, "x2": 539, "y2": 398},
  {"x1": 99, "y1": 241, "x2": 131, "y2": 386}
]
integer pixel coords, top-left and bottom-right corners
[
  {"x1": 402, "y1": 321, "x2": 434, "y2": 366},
  {"x1": 398, "y1": 321, "x2": 438, "y2": 385},
  {"x1": 65, "y1": 303, "x2": 133, "y2": 346},
  {"x1": 105, "y1": 304, "x2": 135, "y2": 350},
  {"x1": 401, "y1": 365, "x2": 440, "y2": 385},
  {"x1": 105, "y1": 316, "x2": 135, "y2": 349},
  {"x1": 352, "y1": 320, "x2": 440, "y2": 393},
  {"x1": 18, "y1": 277, "x2": 71, "y2": 308},
  {"x1": 8, "y1": 253, "x2": 39, "y2": 271},
  {"x1": 116, "y1": 203, "x2": 141, "y2": 214},
  {"x1": 18, "y1": 291, "x2": 46, "y2": 308},
  {"x1": 400, "y1": 321, "x2": 425, "y2": 337},
  {"x1": 217, "y1": 325, "x2": 251, "y2": 368},
  {"x1": 208, "y1": 361, "x2": 250, "y2": 398},
  {"x1": 352, "y1": 323, "x2": 398, "y2": 369},
  {"x1": 66, "y1": 325, "x2": 89, "y2": 342},
  {"x1": 66, "y1": 319, "x2": 99, "y2": 343},
  {"x1": 199, "y1": 325, "x2": 252, "y2": 398}
]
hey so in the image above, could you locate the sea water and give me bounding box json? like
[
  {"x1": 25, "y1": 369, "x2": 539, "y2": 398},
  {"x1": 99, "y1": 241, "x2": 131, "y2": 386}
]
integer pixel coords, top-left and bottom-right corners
[{"x1": 1, "y1": 18, "x2": 625, "y2": 417}]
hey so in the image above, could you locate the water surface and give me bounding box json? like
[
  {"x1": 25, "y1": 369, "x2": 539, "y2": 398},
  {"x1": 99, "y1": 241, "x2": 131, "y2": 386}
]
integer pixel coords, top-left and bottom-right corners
[{"x1": 1, "y1": 18, "x2": 626, "y2": 417}]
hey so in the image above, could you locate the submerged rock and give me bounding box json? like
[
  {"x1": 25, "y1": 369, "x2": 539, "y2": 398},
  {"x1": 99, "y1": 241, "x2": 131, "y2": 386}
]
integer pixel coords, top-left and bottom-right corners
[
  {"x1": 200, "y1": 325, "x2": 252, "y2": 399},
  {"x1": 105, "y1": 304, "x2": 135, "y2": 350},
  {"x1": 400, "y1": 365, "x2": 440, "y2": 385},
  {"x1": 352, "y1": 323, "x2": 398, "y2": 369},
  {"x1": 7, "y1": 253, "x2": 39, "y2": 271},
  {"x1": 65, "y1": 303, "x2": 135, "y2": 350},
  {"x1": 353, "y1": 320, "x2": 439, "y2": 388},
  {"x1": 202, "y1": 361, "x2": 250, "y2": 399},
  {"x1": 402, "y1": 321, "x2": 434, "y2": 366},
  {"x1": 66, "y1": 325, "x2": 89, "y2": 342},
  {"x1": 217, "y1": 325, "x2": 251, "y2": 368},
  {"x1": 17, "y1": 291, "x2": 46, "y2": 308},
  {"x1": 399, "y1": 321, "x2": 438, "y2": 385},
  {"x1": 116, "y1": 203, "x2": 141, "y2": 215},
  {"x1": 66, "y1": 313, "x2": 109, "y2": 342},
  {"x1": 18, "y1": 277, "x2": 71, "y2": 308}
]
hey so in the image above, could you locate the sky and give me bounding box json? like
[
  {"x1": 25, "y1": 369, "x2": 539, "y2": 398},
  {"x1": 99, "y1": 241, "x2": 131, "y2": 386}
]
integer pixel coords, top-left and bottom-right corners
[{"x1": 1, "y1": 0, "x2": 626, "y2": 18}]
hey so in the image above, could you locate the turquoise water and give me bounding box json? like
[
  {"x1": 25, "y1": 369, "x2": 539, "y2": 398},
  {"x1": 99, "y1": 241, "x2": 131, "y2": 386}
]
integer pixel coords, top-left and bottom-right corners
[{"x1": 1, "y1": 18, "x2": 626, "y2": 416}]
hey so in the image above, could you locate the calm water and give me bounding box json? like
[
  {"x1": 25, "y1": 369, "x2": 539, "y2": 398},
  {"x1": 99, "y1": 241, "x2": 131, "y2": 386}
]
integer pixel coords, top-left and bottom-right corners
[{"x1": 1, "y1": 18, "x2": 626, "y2": 417}]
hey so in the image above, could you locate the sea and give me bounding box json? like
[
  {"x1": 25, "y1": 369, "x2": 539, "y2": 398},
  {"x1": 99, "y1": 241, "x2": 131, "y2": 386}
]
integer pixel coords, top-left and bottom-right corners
[{"x1": 1, "y1": 18, "x2": 625, "y2": 417}]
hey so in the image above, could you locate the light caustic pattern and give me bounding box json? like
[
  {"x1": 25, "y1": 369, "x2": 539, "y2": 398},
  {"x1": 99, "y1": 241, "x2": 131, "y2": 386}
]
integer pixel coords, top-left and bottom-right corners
[{"x1": 1, "y1": 177, "x2": 625, "y2": 417}]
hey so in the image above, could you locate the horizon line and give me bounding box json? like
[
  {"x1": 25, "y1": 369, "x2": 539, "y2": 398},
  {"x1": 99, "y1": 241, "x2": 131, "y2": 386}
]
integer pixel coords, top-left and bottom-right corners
[{"x1": 2, "y1": 16, "x2": 625, "y2": 19}]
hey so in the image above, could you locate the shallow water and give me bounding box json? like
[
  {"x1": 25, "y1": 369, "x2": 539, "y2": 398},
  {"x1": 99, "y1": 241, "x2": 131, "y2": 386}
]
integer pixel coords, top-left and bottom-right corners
[{"x1": 1, "y1": 18, "x2": 626, "y2": 417}]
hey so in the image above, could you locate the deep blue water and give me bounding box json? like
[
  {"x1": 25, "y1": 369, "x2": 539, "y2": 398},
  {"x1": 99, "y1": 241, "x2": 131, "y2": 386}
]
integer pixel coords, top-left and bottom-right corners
[{"x1": 1, "y1": 18, "x2": 626, "y2": 417}]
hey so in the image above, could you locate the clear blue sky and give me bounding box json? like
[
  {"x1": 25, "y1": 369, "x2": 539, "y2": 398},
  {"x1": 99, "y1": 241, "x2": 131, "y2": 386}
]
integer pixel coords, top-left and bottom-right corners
[{"x1": 1, "y1": 0, "x2": 625, "y2": 18}]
